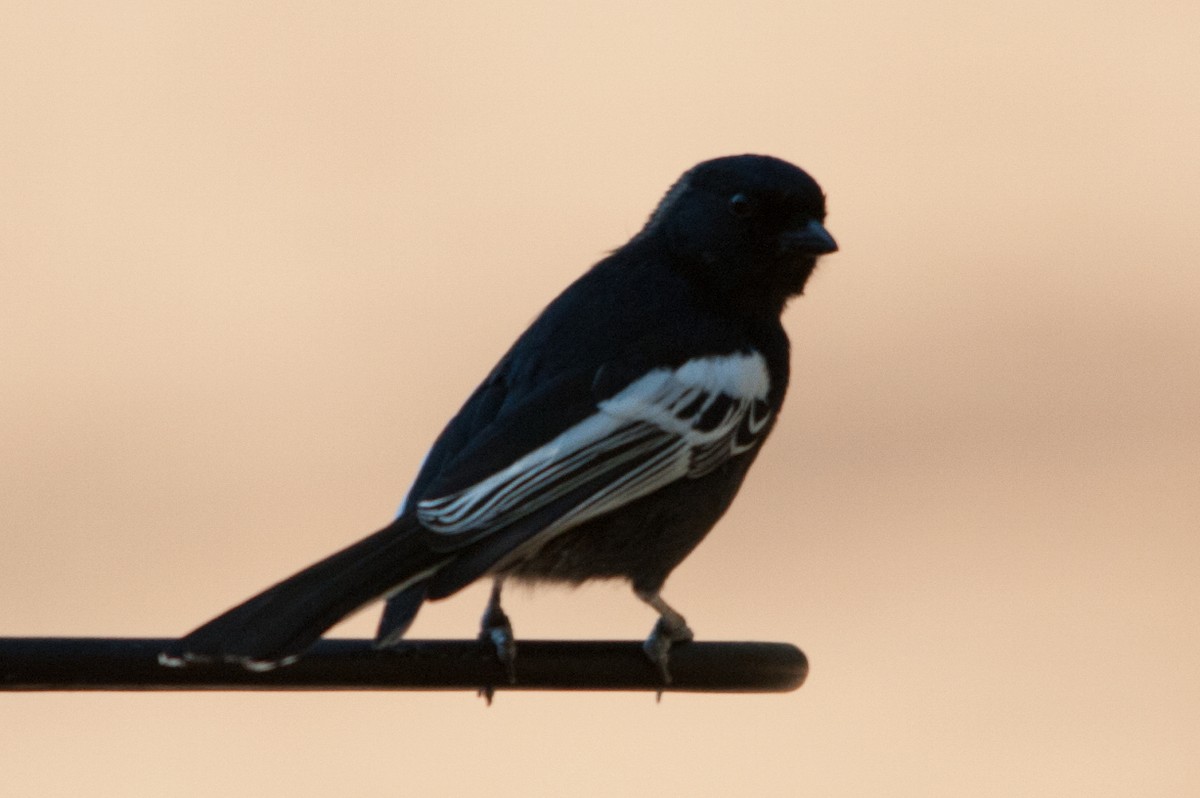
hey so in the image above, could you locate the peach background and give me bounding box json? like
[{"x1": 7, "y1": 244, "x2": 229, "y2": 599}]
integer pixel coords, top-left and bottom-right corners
[{"x1": 2, "y1": 3, "x2": 1198, "y2": 795}]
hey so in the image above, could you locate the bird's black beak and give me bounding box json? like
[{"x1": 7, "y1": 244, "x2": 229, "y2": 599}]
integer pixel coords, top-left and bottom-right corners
[{"x1": 782, "y1": 219, "x2": 838, "y2": 255}]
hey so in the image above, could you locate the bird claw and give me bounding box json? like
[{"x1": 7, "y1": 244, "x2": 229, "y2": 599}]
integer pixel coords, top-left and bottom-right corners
[
  {"x1": 484, "y1": 621, "x2": 518, "y2": 684},
  {"x1": 643, "y1": 615, "x2": 694, "y2": 686},
  {"x1": 477, "y1": 593, "x2": 517, "y2": 704}
]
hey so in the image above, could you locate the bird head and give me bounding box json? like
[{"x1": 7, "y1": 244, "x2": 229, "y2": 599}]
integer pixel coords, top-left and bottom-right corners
[{"x1": 641, "y1": 155, "x2": 837, "y2": 315}]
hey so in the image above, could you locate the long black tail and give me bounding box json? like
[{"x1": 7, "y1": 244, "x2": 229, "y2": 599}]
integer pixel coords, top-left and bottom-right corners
[{"x1": 162, "y1": 515, "x2": 445, "y2": 669}]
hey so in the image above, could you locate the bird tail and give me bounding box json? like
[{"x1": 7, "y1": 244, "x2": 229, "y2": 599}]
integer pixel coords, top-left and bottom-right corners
[{"x1": 161, "y1": 515, "x2": 445, "y2": 670}]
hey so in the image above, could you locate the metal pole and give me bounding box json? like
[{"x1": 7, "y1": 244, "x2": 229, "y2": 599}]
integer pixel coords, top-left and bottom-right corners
[{"x1": 0, "y1": 637, "x2": 807, "y2": 694}]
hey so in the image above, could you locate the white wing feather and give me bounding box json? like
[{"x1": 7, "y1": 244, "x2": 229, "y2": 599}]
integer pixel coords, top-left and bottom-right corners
[{"x1": 417, "y1": 351, "x2": 772, "y2": 539}]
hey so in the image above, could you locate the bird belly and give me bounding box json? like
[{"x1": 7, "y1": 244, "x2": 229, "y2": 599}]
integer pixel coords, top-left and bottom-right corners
[{"x1": 497, "y1": 458, "x2": 751, "y2": 594}]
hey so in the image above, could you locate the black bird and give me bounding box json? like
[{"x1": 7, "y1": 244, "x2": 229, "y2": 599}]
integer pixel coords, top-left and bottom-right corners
[{"x1": 162, "y1": 154, "x2": 837, "y2": 680}]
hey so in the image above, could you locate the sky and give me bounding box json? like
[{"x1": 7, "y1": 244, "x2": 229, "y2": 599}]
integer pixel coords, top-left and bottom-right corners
[{"x1": 2, "y1": 3, "x2": 1199, "y2": 796}]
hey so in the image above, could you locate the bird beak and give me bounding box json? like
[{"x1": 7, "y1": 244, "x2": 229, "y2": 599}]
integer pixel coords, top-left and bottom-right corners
[{"x1": 782, "y1": 219, "x2": 838, "y2": 255}]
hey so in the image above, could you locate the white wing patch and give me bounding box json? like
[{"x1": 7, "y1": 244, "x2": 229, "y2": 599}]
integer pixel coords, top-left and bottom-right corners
[{"x1": 416, "y1": 351, "x2": 772, "y2": 539}]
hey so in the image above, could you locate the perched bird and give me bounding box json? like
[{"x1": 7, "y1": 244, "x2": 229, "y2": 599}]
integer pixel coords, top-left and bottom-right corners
[{"x1": 162, "y1": 154, "x2": 837, "y2": 681}]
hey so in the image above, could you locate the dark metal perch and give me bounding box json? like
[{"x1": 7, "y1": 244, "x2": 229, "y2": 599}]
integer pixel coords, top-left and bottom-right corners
[{"x1": 0, "y1": 637, "x2": 806, "y2": 693}]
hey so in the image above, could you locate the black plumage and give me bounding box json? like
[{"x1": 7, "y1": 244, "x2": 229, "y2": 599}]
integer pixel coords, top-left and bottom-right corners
[{"x1": 163, "y1": 154, "x2": 837, "y2": 678}]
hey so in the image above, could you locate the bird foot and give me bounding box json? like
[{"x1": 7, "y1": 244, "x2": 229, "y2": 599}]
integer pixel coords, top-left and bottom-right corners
[
  {"x1": 477, "y1": 603, "x2": 517, "y2": 704},
  {"x1": 483, "y1": 621, "x2": 517, "y2": 683},
  {"x1": 643, "y1": 614, "x2": 694, "y2": 686}
]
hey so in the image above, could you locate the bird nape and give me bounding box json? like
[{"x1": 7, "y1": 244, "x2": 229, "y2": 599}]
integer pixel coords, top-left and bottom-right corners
[{"x1": 161, "y1": 154, "x2": 837, "y2": 683}]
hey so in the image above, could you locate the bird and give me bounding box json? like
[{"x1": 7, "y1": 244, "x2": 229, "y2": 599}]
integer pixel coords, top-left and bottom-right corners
[{"x1": 161, "y1": 154, "x2": 837, "y2": 682}]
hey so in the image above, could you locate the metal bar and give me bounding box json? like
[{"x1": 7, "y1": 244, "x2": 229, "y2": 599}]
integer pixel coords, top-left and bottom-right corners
[{"x1": 0, "y1": 637, "x2": 807, "y2": 693}]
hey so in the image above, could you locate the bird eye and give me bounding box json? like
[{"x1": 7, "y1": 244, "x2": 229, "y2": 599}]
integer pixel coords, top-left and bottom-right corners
[{"x1": 728, "y1": 193, "x2": 754, "y2": 218}]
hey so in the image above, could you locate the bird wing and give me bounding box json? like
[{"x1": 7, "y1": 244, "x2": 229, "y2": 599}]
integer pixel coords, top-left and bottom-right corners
[{"x1": 415, "y1": 349, "x2": 773, "y2": 552}]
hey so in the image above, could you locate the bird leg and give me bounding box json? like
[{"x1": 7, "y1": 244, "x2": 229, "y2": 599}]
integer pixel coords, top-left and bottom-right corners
[
  {"x1": 479, "y1": 577, "x2": 517, "y2": 689},
  {"x1": 637, "y1": 589, "x2": 694, "y2": 685}
]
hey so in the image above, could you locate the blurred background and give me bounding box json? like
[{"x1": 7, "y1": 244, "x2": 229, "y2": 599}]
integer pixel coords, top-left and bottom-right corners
[{"x1": 2, "y1": 2, "x2": 1198, "y2": 795}]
